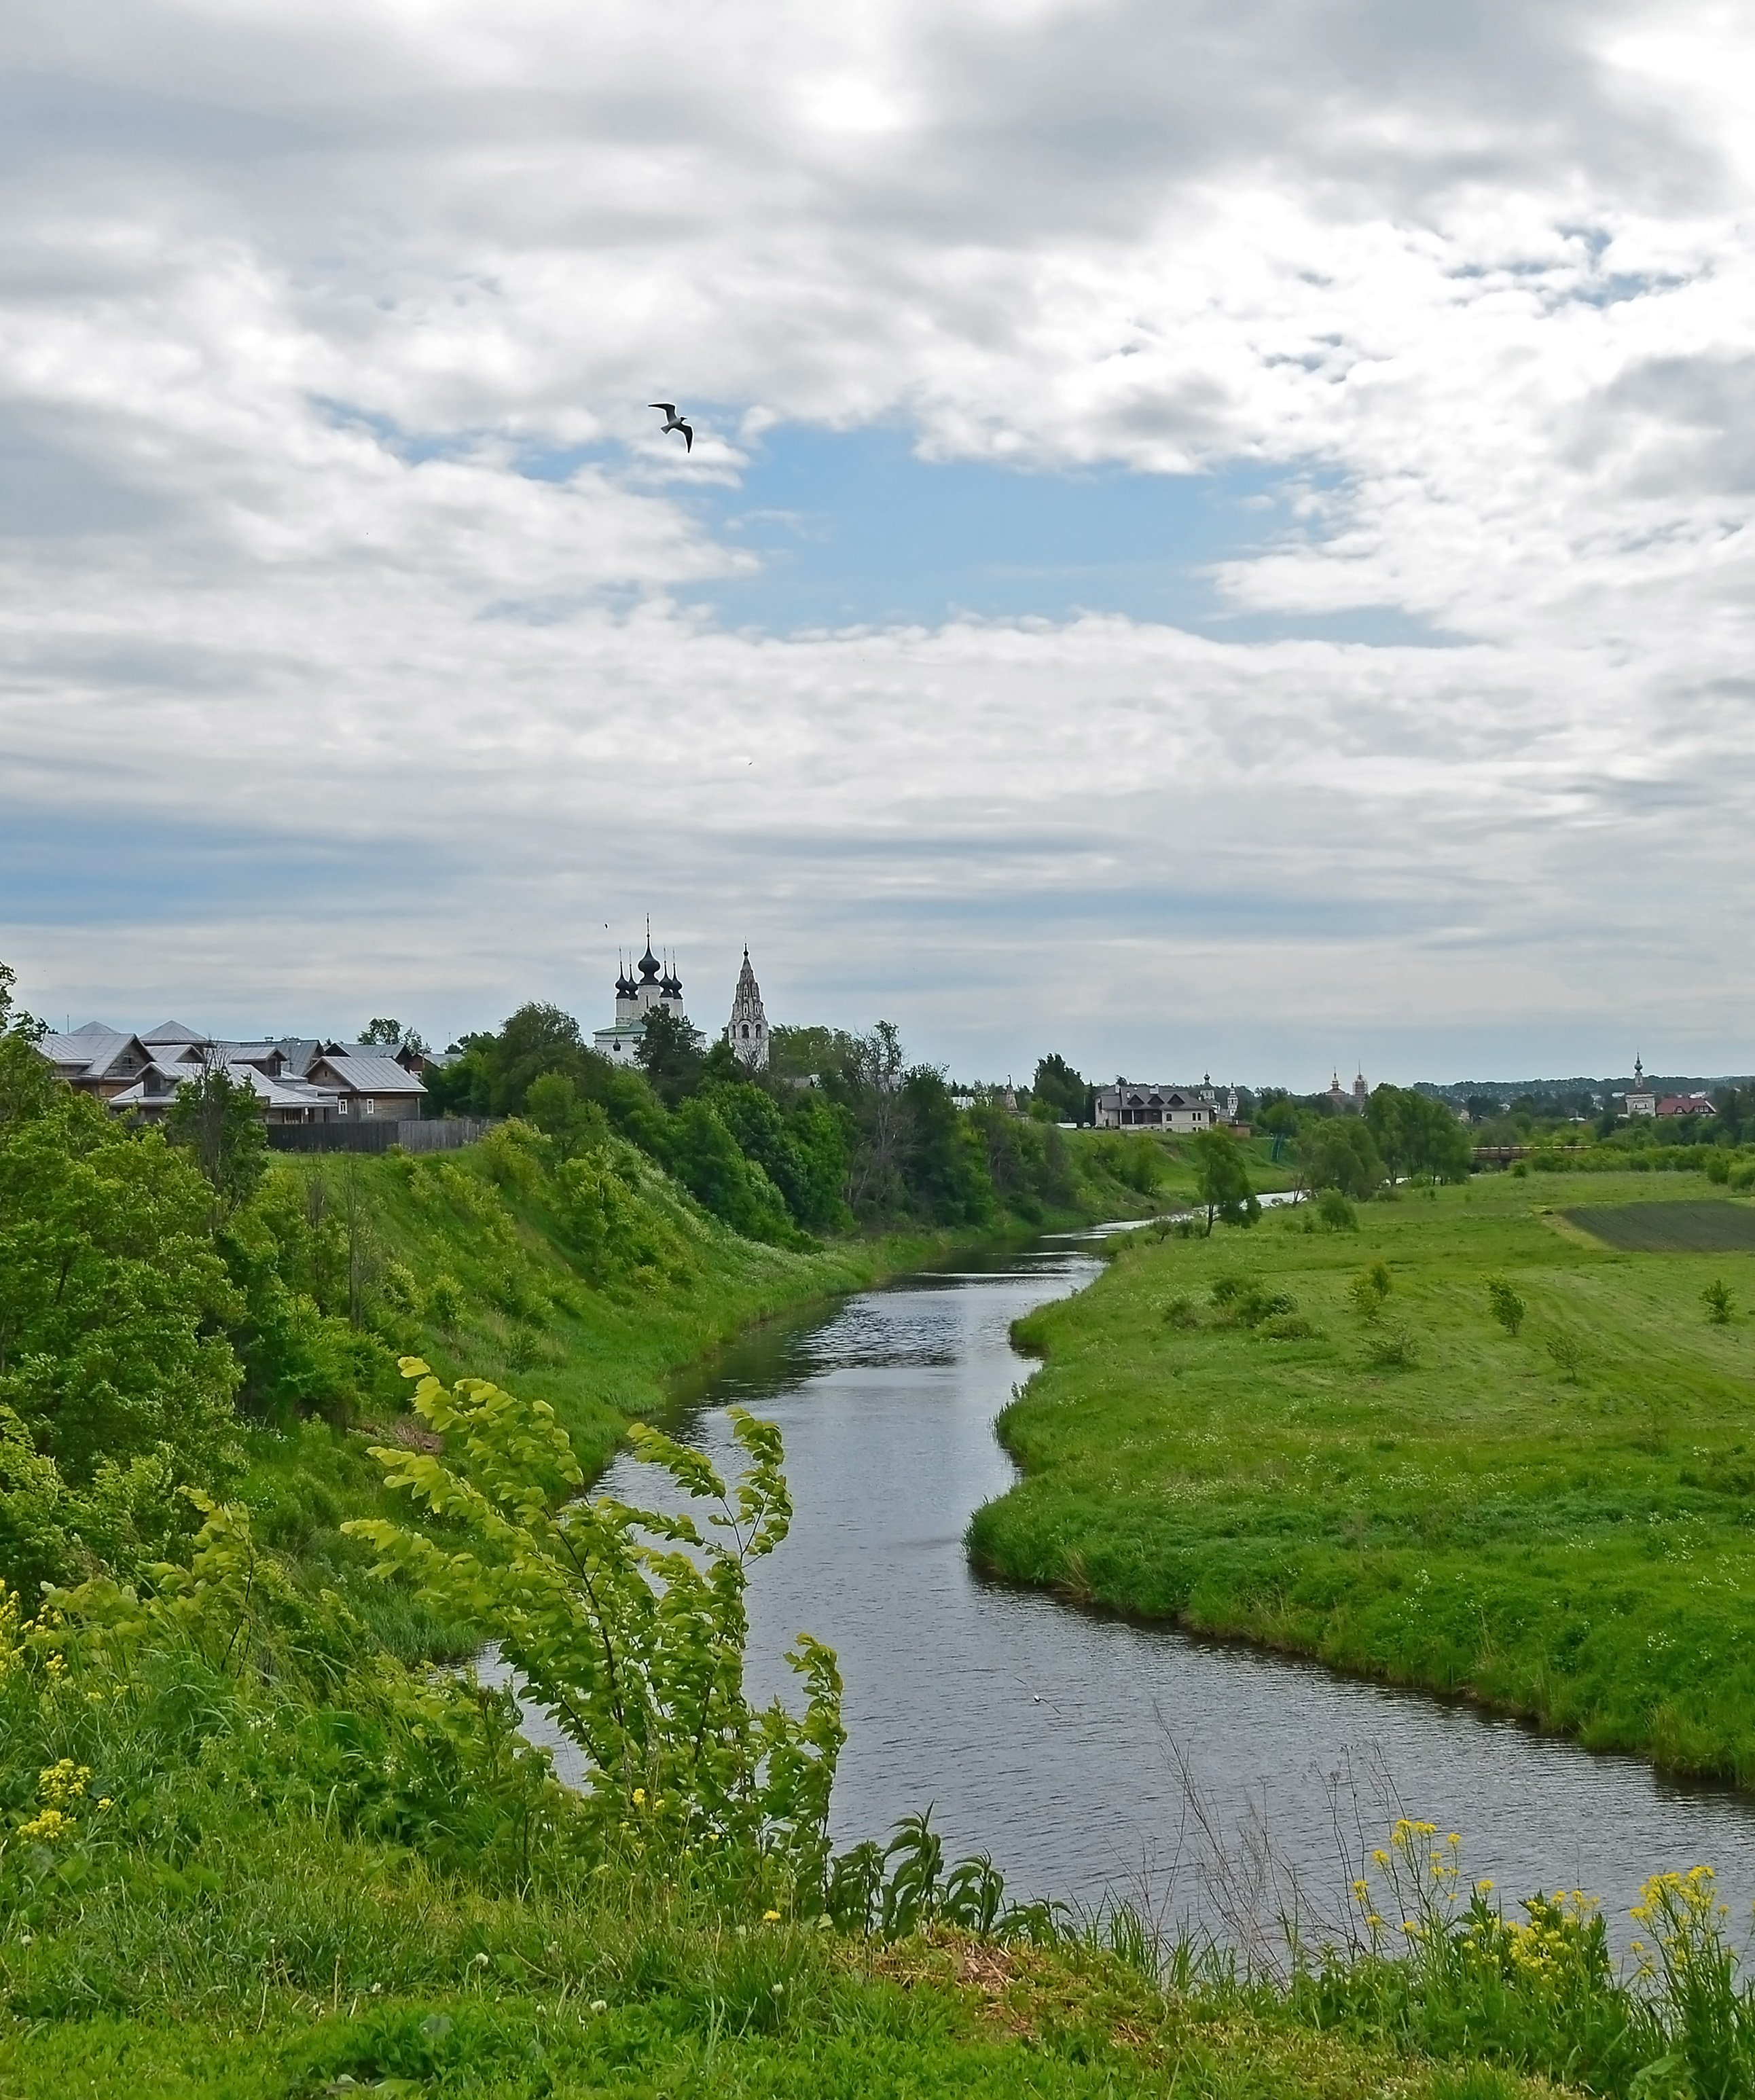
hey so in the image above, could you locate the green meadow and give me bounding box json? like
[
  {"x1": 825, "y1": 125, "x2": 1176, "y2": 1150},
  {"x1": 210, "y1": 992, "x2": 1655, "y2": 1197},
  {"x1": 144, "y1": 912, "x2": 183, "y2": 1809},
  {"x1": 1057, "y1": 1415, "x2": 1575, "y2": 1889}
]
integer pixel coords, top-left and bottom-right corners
[{"x1": 971, "y1": 1172, "x2": 1755, "y2": 1782}]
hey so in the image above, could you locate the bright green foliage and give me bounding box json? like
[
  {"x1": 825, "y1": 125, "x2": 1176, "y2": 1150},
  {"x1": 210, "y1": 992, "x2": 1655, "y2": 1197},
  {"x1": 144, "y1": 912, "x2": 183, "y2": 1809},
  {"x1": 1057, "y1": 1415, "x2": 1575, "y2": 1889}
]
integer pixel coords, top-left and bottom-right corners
[
  {"x1": 524, "y1": 1070, "x2": 610, "y2": 1160},
  {"x1": 0, "y1": 1087, "x2": 240, "y2": 1483},
  {"x1": 1191, "y1": 1125, "x2": 1259, "y2": 1235},
  {"x1": 1365, "y1": 1087, "x2": 1474, "y2": 1186},
  {"x1": 973, "y1": 1174, "x2": 1755, "y2": 1783},
  {"x1": 164, "y1": 1064, "x2": 268, "y2": 1210},
  {"x1": 1349, "y1": 1261, "x2": 1392, "y2": 1319},
  {"x1": 346, "y1": 1364, "x2": 844, "y2": 1889},
  {"x1": 1032, "y1": 1054, "x2": 1091, "y2": 1125},
  {"x1": 1298, "y1": 1119, "x2": 1384, "y2": 1200},
  {"x1": 1485, "y1": 1276, "x2": 1525, "y2": 1336},
  {"x1": 666, "y1": 1098, "x2": 797, "y2": 1244},
  {"x1": 901, "y1": 1069, "x2": 992, "y2": 1227},
  {"x1": 704, "y1": 1079, "x2": 850, "y2": 1235},
  {"x1": 1703, "y1": 1277, "x2": 1734, "y2": 1324},
  {"x1": 1301, "y1": 1820, "x2": 1755, "y2": 2097},
  {"x1": 1318, "y1": 1187, "x2": 1359, "y2": 1230}
]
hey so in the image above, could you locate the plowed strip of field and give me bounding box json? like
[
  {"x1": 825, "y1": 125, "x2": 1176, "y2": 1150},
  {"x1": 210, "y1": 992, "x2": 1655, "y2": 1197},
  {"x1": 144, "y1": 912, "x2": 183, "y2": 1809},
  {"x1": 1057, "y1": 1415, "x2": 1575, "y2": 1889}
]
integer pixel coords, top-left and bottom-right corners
[{"x1": 1563, "y1": 1198, "x2": 1755, "y2": 1251}]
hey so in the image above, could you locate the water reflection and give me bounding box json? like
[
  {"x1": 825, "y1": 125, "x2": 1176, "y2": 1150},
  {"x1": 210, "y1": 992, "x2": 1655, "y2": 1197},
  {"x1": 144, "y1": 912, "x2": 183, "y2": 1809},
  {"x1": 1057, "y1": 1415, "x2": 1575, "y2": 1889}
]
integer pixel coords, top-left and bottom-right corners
[{"x1": 522, "y1": 1242, "x2": 1755, "y2": 1942}]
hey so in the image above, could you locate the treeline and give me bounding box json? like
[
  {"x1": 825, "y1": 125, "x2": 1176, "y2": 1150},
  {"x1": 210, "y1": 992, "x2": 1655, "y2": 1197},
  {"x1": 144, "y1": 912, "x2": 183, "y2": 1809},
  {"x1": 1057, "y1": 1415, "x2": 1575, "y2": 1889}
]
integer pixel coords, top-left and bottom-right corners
[
  {"x1": 1255, "y1": 1083, "x2": 1474, "y2": 1199},
  {"x1": 427, "y1": 1006, "x2": 1098, "y2": 1235}
]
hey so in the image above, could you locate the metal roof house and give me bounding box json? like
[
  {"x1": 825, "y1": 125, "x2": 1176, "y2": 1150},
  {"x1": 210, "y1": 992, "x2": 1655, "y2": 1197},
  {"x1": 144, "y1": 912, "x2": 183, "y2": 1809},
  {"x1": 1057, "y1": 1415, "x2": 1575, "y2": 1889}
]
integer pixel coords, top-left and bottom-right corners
[
  {"x1": 1095, "y1": 1082, "x2": 1219, "y2": 1133},
  {"x1": 35, "y1": 1020, "x2": 426, "y2": 1125}
]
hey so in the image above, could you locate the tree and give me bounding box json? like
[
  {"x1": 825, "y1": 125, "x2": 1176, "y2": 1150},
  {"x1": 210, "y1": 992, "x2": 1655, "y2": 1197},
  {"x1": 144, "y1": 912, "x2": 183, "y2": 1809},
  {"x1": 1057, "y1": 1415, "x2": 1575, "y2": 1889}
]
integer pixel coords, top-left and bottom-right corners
[
  {"x1": 1032, "y1": 1054, "x2": 1089, "y2": 1125},
  {"x1": 1257, "y1": 1097, "x2": 1301, "y2": 1140},
  {"x1": 1486, "y1": 1277, "x2": 1525, "y2": 1337},
  {"x1": 1299, "y1": 1118, "x2": 1383, "y2": 1201},
  {"x1": 484, "y1": 1003, "x2": 593, "y2": 1115},
  {"x1": 900, "y1": 1068, "x2": 991, "y2": 1227},
  {"x1": 524, "y1": 1071, "x2": 609, "y2": 1161},
  {"x1": 1366, "y1": 1085, "x2": 1472, "y2": 1186},
  {"x1": 636, "y1": 1006, "x2": 706, "y2": 1106},
  {"x1": 666, "y1": 1098, "x2": 794, "y2": 1242},
  {"x1": 357, "y1": 1018, "x2": 426, "y2": 1052},
  {"x1": 1192, "y1": 1125, "x2": 1259, "y2": 1236},
  {"x1": 165, "y1": 1061, "x2": 268, "y2": 1211},
  {"x1": 0, "y1": 960, "x2": 53, "y2": 1130},
  {"x1": 0, "y1": 1085, "x2": 240, "y2": 1483}
]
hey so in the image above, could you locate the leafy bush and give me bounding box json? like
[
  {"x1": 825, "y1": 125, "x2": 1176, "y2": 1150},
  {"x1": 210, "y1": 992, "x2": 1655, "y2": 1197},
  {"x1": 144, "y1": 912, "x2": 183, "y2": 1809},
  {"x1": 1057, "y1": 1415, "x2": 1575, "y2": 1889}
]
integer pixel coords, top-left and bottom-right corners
[
  {"x1": 1485, "y1": 1277, "x2": 1525, "y2": 1337},
  {"x1": 1318, "y1": 1187, "x2": 1358, "y2": 1231},
  {"x1": 346, "y1": 1362, "x2": 844, "y2": 1894},
  {"x1": 1544, "y1": 1330, "x2": 1585, "y2": 1382},
  {"x1": 1703, "y1": 1278, "x2": 1734, "y2": 1325},
  {"x1": 1349, "y1": 1263, "x2": 1392, "y2": 1320},
  {"x1": 1362, "y1": 1325, "x2": 1419, "y2": 1370},
  {"x1": 1210, "y1": 1277, "x2": 1295, "y2": 1328},
  {"x1": 1163, "y1": 1295, "x2": 1201, "y2": 1329}
]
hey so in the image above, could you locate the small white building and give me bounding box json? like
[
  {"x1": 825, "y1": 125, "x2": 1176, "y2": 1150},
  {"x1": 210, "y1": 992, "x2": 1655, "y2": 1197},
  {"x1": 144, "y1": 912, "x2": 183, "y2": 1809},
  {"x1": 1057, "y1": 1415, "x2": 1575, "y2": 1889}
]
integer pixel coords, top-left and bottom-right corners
[
  {"x1": 723, "y1": 947, "x2": 770, "y2": 1071},
  {"x1": 593, "y1": 935, "x2": 691, "y2": 1066}
]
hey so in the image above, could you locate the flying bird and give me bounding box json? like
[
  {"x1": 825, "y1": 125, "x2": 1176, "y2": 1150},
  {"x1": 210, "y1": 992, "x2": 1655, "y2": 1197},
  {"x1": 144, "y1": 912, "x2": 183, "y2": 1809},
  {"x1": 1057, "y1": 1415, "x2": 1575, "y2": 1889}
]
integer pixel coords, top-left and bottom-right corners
[{"x1": 649, "y1": 403, "x2": 693, "y2": 452}]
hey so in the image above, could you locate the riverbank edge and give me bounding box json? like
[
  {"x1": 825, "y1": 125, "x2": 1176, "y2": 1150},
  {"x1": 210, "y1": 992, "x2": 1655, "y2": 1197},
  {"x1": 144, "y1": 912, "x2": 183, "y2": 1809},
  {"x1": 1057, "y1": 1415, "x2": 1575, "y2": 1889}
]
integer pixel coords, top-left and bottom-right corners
[{"x1": 962, "y1": 1194, "x2": 1755, "y2": 1794}]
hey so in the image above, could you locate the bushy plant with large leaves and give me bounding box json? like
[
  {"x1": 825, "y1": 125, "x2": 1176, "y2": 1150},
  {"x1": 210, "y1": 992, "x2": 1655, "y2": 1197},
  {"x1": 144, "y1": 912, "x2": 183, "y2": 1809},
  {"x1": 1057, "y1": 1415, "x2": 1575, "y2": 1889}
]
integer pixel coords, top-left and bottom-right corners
[{"x1": 345, "y1": 1363, "x2": 844, "y2": 1898}]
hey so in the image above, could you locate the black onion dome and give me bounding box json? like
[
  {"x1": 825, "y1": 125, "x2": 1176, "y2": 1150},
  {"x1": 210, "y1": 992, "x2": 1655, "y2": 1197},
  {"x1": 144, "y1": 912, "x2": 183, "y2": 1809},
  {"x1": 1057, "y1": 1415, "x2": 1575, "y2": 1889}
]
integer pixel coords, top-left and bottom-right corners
[{"x1": 638, "y1": 941, "x2": 661, "y2": 981}]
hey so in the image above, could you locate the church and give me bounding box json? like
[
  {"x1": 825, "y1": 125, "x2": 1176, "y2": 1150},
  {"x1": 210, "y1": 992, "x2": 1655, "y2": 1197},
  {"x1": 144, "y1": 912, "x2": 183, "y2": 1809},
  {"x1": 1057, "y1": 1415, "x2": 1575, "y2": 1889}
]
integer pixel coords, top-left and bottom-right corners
[
  {"x1": 591, "y1": 934, "x2": 690, "y2": 1066},
  {"x1": 592, "y1": 933, "x2": 769, "y2": 1072}
]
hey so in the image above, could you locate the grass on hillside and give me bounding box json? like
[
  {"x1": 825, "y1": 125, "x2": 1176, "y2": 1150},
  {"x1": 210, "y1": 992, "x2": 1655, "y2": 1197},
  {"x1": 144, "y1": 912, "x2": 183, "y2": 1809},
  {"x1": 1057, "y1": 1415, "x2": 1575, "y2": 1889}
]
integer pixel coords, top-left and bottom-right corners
[
  {"x1": 970, "y1": 1172, "x2": 1755, "y2": 1783},
  {"x1": 0, "y1": 1826, "x2": 1546, "y2": 2100},
  {"x1": 234, "y1": 1127, "x2": 1161, "y2": 1657}
]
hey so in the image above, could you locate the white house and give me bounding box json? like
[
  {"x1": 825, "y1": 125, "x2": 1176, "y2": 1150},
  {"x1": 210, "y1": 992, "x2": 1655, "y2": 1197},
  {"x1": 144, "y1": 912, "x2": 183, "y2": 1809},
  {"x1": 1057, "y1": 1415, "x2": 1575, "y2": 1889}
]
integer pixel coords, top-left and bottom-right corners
[{"x1": 1095, "y1": 1082, "x2": 1214, "y2": 1133}]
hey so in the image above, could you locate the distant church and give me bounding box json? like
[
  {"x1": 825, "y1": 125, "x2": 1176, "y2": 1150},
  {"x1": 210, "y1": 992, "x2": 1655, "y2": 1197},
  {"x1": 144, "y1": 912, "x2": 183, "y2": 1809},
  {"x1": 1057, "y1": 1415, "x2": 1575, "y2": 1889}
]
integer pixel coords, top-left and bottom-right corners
[
  {"x1": 592, "y1": 932, "x2": 691, "y2": 1066},
  {"x1": 592, "y1": 932, "x2": 768, "y2": 1072}
]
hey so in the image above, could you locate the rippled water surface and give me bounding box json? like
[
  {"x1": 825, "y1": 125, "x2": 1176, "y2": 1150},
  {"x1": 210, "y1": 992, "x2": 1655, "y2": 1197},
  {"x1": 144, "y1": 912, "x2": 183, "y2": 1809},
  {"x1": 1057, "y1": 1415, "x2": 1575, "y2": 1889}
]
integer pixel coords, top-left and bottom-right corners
[{"x1": 509, "y1": 1238, "x2": 1755, "y2": 1940}]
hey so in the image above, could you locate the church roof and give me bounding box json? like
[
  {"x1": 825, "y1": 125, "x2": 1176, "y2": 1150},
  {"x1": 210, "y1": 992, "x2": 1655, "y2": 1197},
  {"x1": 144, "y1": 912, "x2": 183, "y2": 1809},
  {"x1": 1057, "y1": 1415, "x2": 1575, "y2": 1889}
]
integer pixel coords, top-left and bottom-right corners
[{"x1": 638, "y1": 941, "x2": 660, "y2": 981}]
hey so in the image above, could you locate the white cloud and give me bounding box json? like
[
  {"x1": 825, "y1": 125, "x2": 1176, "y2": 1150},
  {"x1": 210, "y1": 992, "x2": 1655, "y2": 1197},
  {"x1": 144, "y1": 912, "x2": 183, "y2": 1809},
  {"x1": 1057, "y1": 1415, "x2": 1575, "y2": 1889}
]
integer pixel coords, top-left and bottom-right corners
[{"x1": 2, "y1": 0, "x2": 1755, "y2": 1081}]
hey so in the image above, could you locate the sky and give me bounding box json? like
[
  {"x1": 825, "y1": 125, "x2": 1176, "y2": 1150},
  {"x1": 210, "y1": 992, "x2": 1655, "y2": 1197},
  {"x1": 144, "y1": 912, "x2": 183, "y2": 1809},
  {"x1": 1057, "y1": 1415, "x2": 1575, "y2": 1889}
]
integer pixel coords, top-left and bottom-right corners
[{"x1": 3, "y1": 1, "x2": 1755, "y2": 1087}]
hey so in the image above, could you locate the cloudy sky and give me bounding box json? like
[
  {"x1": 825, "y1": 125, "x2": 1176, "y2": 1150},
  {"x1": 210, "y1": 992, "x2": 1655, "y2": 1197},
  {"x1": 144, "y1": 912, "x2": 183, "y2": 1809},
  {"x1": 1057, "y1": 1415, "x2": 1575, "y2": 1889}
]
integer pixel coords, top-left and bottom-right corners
[{"x1": 3, "y1": 0, "x2": 1754, "y2": 1085}]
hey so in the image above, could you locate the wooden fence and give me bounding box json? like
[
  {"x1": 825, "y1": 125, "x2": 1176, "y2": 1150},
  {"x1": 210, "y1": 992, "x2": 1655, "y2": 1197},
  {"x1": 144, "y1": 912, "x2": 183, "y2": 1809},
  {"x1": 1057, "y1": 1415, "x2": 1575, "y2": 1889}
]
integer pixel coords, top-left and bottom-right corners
[{"x1": 266, "y1": 1117, "x2": 496, "y2": 1155}]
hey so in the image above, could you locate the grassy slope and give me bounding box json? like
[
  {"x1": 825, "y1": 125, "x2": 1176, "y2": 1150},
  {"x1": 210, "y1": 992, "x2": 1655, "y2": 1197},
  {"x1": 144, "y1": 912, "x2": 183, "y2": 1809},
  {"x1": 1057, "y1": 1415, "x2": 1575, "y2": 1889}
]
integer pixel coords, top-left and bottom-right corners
[
  {"x1": 237, "y1": 1129, "x2": 1160, "y2": 1650},
  {"x1": 0, "y1": 1912, "x2": 1537, "y2": 2100},
  {"x1": 970, "y1": 1172, "x2": 1755, "y2": 1783}
]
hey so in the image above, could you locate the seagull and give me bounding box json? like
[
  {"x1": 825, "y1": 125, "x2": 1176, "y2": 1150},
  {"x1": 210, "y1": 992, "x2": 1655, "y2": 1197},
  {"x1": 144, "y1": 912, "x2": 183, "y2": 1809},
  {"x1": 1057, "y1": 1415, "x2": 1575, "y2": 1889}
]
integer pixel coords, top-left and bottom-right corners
[{"x1": 649, "y1": 403, "x2": 693, "y2": 452}]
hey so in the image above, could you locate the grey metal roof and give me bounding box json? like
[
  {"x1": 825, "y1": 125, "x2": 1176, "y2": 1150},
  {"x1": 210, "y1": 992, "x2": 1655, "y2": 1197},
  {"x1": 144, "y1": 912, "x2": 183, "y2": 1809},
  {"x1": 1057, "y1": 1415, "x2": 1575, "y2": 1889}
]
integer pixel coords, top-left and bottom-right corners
[
  {"x1": 143, "y1": 1021, "x2": 206, "y2": 1043},
  {"x1": 37, "y1": 1029, "x2": 151, "y2": 1076},
  {"x1": 308, "y1": 1053, "x2": 427, "y2": 1093}
]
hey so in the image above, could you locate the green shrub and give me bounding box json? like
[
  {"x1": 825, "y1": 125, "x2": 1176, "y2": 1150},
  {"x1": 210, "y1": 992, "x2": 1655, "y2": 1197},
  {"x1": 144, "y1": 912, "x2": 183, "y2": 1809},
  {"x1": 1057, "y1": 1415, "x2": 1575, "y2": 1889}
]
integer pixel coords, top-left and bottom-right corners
[
  {"x1": 1318, "y1": 1188, "x2": 1358, "y2": 1231},
  {"x1": 346, "y1": 1362, "x2": 844, "y2": 1891},
  {"x1": 1485, "y1": 1277, "x2": 1525, "y2": 1337},
  {"x1": 1349, "y1": 1263, "x2": 1392, "y2": 1320},
  {"x1": 1362, "y1": 1324, "x2": 1419, "y2": 1370},
  {"x1": 1545, "y1": 1329, "x2": 1585, "y2": 1382},
  {"x1": 1703, "y1": 1278, "x2": 1734, "y2": 1325}
]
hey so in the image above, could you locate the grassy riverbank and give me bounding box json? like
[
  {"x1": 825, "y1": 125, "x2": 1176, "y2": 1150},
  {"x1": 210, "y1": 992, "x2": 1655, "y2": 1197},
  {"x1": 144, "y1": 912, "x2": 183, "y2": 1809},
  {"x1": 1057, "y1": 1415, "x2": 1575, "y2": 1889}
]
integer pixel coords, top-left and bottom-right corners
[
  {"x1": 971, "y1": 1172, "x2": 1755, "y2": 1784},
  {"x1": 234, "y1": 1124, "x2": 1159, "y2": 1655}
]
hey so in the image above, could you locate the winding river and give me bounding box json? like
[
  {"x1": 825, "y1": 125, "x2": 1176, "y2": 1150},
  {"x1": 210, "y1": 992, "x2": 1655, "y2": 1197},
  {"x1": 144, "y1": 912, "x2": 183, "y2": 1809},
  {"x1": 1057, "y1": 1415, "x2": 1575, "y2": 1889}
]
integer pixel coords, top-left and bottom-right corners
[{"x1": 501, "y1": 1233, "x2": 1755, "y2": 1945}]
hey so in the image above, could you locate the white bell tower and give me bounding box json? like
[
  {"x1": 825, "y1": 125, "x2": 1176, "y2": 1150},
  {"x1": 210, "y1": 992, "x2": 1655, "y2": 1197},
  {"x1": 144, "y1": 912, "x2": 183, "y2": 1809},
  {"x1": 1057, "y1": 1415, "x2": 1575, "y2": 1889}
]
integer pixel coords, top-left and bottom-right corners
[{"x1": 725, "y1": 947, "x2": 770, "y2": 1071}]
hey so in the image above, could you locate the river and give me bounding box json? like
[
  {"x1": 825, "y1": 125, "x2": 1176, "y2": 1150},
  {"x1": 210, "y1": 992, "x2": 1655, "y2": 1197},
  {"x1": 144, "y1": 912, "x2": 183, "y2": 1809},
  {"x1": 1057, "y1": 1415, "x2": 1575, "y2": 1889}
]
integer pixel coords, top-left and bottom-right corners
[{"x1": 497, "y1": 1232, "x2": 1755, "y2": 1947}]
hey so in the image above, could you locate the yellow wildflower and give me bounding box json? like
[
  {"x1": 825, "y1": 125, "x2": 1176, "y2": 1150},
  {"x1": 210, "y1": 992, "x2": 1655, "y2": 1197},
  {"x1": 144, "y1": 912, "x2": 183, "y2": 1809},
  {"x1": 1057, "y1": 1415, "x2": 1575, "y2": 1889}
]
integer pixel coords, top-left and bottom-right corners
[{"x1": 763, "y1": 1909, "x2": 781, "y2": 1923}]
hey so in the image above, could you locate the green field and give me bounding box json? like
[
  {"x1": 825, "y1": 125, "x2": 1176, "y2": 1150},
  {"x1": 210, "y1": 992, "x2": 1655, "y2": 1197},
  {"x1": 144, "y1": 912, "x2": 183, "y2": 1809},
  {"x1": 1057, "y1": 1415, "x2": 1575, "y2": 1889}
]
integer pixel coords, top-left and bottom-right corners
[
  {"x1": 970, "y1": 1174, "x2": 1755, "y2": 1782},
  {"x1": 1565, "y1": 1199, "x2": 1755, "y2": 1253}
]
